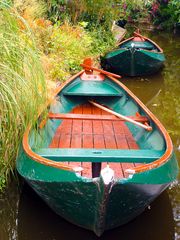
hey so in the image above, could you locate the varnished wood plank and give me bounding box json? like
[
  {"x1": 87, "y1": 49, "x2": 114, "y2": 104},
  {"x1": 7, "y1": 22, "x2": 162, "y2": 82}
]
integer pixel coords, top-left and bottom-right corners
[
  {"x1": 60, "y1": 120, "x2": 72, "y2": 134},
  {"x1": 59, "y1": 133, "x2": 71, "y2": 148},
  {"x1": 72, "y1": 105, "x2": 83, "y2": 134},
  {"x1": 83, "y1": 104, "x2": 92, "y2": 134},
  {"x1": 115, "y1": 135, "x2": 129, "y2": 149},
  {"x1": 71, "y1": 134, "x2": 82, "y2": 148},
  {"x1": 92, "y1": 105, "x2": 104, "y2": 135},
  {"x1": 104, "y1": 135, "x2": 117, "y2": 149},
  {"x1": 72, "y1": 120, "x2": 82, "y2": 134},
  {"x1": 83, "y1": 134, "x2": 93, "y2": 148},
  {"x1": 113, "y1": 121, "x2": 125, "y2": 134},
  {"x1": 94, "y1": 135, "x2": 105, "y2": 149},
  {"x1": 92, "y1": 120, "x2": 104, "y2": 134},
  {"x1": 102, "y1": 121, "x2": 114, "y2": 135}
]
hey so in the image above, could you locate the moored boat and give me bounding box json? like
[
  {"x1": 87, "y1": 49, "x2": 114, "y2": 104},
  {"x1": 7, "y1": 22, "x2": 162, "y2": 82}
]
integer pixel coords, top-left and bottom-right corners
[
  {"x1": 101, "y1": 30, "x2": 165, "y2": 76},
  {"x1": 16, "y1": 59, "x2": 178, "y2": 236}
]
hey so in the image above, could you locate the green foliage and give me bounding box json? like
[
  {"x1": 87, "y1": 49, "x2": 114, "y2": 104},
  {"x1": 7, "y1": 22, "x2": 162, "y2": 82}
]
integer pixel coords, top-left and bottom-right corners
[
  {"x1": 47, "y1": 0, "x2": 154, "y2": 28},
  {"x1": 152, "y1": 0, "x2": 180, "y2": 29},
  {"x1": 89, "y1": 26, "x2": 116, "y2": 55},
  {"x1": 48, "y1": 22, "x2": 92, "y2": 80},
  {"x1": 47, "y1": 22, "x2": 115, "y2": 81},
  {"x1": 0, "y1": 9, "x2": 47, "y2": 188},
  {"x1": 47, "y1": 0, "x2": 119, "y2": 30}
]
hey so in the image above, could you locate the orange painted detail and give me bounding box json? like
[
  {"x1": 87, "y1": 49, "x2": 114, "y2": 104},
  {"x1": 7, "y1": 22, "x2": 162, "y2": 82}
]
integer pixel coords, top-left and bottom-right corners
[
  {"x1": 133, "y1": 29, "x2": 145, "y2": 42},
  {"x1": 82, "y1": 58, "x2": 93, "y2": 74},
  {"x1": 133, "y1": 36, "x2": 145, "y2": 42},
  {"x1": 80, "y1": 72, "x2": 105, "y2": 81},
  {"x1": 80, "y1": 63, "x2": 122, "y2": 79}
]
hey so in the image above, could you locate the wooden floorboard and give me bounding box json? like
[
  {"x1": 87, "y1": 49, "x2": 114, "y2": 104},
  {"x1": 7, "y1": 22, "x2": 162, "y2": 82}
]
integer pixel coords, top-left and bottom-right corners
[{"x1": 49, "y1": 103, "x2": 143, "y2": 178}]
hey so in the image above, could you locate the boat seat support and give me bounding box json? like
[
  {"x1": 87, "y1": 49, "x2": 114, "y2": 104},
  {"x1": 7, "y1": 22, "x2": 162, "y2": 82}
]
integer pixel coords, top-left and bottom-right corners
[{"x1": 34, "y1": 148, "x2": 164, "y2": 163}]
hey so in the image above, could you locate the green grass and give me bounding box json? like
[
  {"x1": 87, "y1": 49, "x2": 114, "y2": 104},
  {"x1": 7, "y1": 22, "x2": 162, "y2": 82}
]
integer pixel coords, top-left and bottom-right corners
[{"x1": 0, "y1": 8, "x2": 47, "y2": 189}]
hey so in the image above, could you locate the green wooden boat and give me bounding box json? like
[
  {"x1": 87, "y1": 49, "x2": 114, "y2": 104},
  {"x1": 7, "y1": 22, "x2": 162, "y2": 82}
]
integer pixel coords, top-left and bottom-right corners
[
  {"x1": 16, "y1": 60, "x2": 178, "y2": 236},
  {"x1": 101, "y1": 30, "x2": 165, "y2": 76}
]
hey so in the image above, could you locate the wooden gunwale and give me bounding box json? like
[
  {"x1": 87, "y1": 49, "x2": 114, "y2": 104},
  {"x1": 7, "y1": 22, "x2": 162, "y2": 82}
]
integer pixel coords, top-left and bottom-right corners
[
  {"x1": 118, "y1": 33, "x2": 163, "y2": 54},
  {"x1": 22, "y1": 69, "x2": 172, "y2": 175}
]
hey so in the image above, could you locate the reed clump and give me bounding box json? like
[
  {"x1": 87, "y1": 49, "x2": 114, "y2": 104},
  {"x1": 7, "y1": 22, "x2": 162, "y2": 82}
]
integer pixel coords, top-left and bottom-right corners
[{"x1": 0, "y1": 8, "x2": 47, "y2": 189}]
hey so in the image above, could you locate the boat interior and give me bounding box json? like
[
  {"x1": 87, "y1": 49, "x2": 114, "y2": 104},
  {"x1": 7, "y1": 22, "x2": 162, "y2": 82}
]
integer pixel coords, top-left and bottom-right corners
[
  {"x1": 33, "y1": 77, "x2": 166, "y2": 179},
  {"x1": 120, "y1": 39, "x2": 160, "y2": 52},
  {"x1": 49, "y1": 102, "x2": 142, "y2": 178}
]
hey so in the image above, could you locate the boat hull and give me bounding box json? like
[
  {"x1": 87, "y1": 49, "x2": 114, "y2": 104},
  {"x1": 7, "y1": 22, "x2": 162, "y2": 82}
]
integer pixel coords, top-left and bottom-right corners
[
  {"x1": 26, "y1": 178, "x2": 168, "y2": 236},
  {"x1": 17, "y1": 146, "x2": 178, "y2": 236},
  {"x1": 101, "y1": 49, "x2": 165, "y2": 76}
]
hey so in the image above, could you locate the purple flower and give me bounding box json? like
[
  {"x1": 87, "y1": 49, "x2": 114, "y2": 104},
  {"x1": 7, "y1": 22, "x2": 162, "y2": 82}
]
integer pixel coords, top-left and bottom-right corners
[{"x1": 123, "y1": 3, "x2": 127, "y2": 10}]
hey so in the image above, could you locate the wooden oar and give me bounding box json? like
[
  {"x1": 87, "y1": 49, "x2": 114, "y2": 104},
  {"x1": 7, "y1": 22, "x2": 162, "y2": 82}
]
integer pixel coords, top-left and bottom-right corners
[
  {"x1": 89, "y1": 100, "x2": 152, "y2": 131},
  {"x1": 80, "y1": 63, "x2": 122, "y2": 79}
]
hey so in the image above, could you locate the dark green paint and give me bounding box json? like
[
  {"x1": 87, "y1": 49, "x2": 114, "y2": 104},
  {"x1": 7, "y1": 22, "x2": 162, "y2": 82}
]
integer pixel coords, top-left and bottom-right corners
[
  {"x1": 16, "y1": 74, "x2": 178, "y2": 236},
  {"x1": 101, "y1": 40, "x2": 165, "y2": 76}
]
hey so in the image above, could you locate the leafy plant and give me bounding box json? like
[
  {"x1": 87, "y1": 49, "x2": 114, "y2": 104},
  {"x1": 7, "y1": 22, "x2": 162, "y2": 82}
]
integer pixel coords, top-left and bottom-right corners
[{"x1": 151, "y1": 0, "x2": 180, "y2": 29}]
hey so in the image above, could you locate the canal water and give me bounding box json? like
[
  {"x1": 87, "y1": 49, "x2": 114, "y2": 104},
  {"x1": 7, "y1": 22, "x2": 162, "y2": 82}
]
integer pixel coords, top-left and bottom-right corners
[{"x1": 0, "y1": 31, "x2": 179, "y2": 240}]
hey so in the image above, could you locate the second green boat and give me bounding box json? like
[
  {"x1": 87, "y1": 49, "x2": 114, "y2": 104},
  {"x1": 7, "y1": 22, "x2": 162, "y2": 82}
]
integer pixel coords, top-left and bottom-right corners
[{"x1": 101, "y1": 30, "x2": 165, "y2": 76}]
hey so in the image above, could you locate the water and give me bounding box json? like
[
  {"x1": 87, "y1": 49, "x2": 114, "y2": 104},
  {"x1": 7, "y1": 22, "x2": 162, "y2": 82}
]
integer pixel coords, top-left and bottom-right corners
[{"x1": 0, "y1": 31, "x2": 179, "y2": 240}]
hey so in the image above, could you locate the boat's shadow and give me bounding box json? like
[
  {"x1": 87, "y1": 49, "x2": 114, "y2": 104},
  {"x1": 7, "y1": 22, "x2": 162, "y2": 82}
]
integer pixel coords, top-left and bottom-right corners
[{"x1": 17, "y1": 183, "x2": 175, "y2": 240}]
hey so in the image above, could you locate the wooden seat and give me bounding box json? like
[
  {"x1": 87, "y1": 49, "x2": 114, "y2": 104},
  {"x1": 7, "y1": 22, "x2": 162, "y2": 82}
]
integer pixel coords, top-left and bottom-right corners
[
  {"x1": 49, "y1": 103, "x2": 145, "y2": 178},
  {"x1": 48, "y1": 113, "x2": 148, "y2": 122}
]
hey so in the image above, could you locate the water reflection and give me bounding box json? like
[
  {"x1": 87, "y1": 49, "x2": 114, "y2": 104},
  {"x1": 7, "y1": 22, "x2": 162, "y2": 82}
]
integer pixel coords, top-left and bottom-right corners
[
  {"x1": 17, "y1": 183, "x2": 174, "y2": 240},
  {"x1": 122, "y1": 71, "x2": 164, "y2": 104},
  {"x1": 0, "y1": 180, "x2": 20, "y2": 240}
]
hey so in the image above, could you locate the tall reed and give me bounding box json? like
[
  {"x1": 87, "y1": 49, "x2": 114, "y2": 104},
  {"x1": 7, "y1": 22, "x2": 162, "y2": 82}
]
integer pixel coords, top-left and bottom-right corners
[{"x1": 0, "y1": 8, "x2": 47, "y2": 189}]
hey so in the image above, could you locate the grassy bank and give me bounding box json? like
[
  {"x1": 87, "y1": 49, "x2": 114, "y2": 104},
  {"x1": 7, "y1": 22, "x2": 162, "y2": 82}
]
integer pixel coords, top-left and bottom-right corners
[{"x1": 0, "y1": 8, "x2": 47, "y2": 190}]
